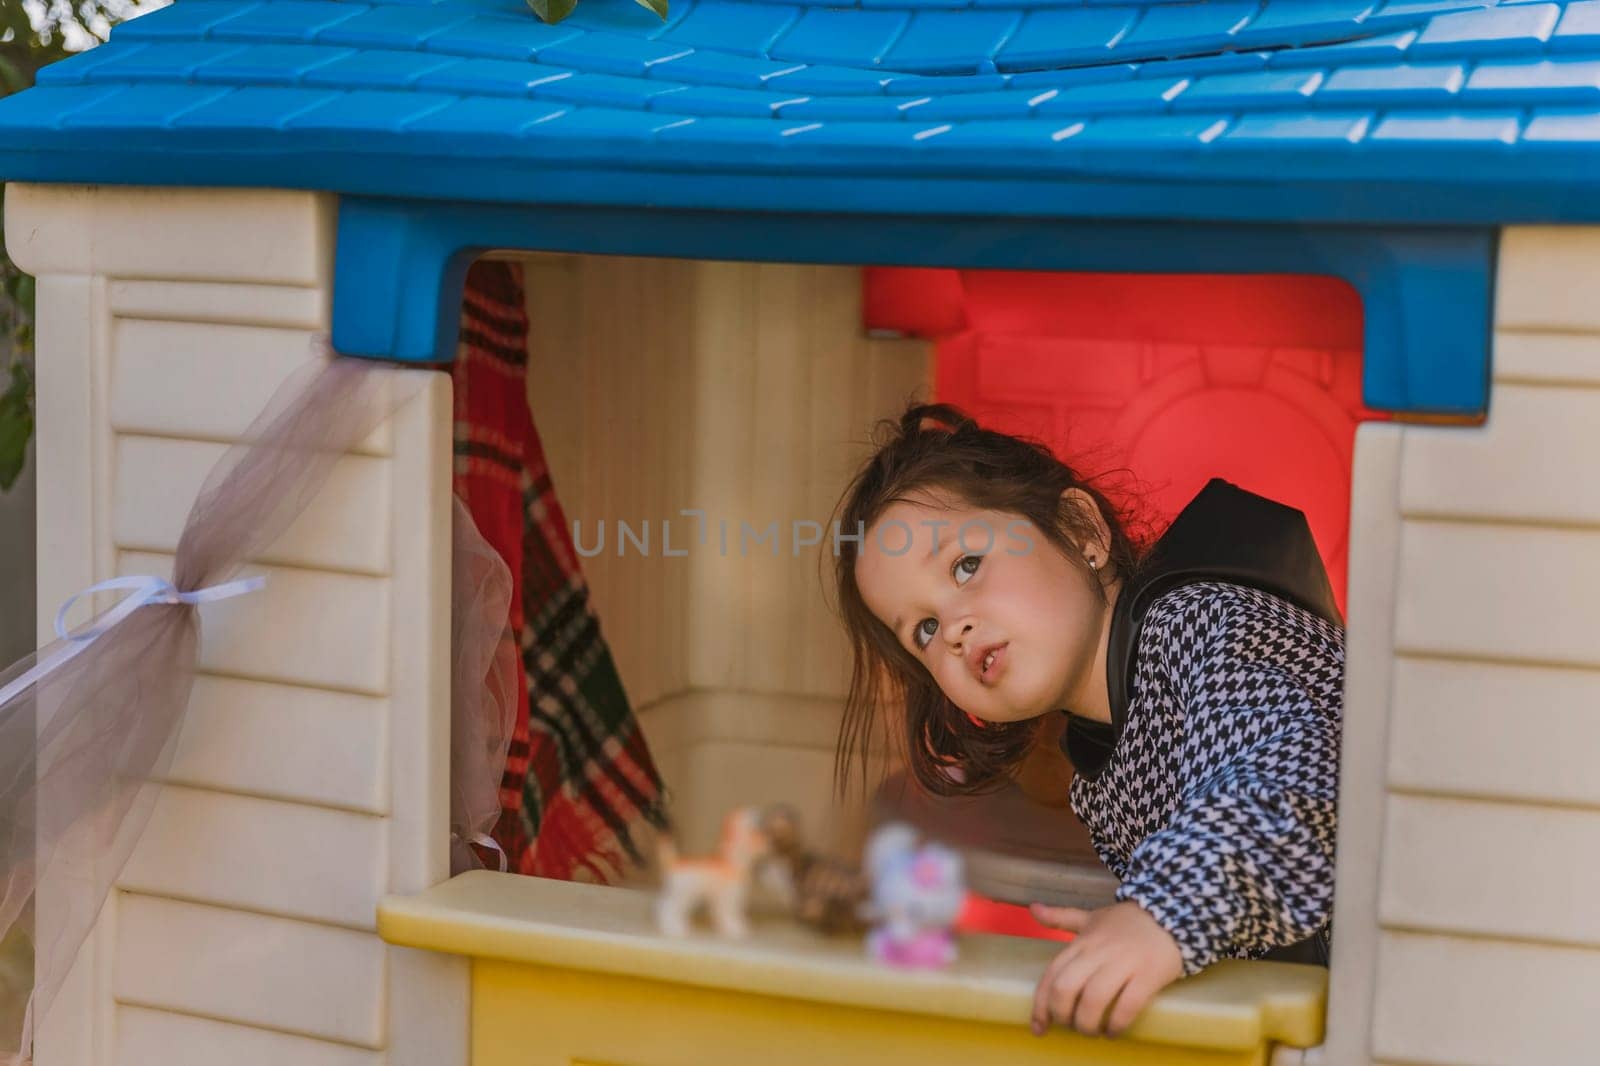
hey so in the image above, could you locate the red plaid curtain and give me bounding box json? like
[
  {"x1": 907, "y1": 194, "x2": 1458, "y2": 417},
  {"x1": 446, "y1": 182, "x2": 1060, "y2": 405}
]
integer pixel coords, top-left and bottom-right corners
[{"x1": 449, "y1": 259, "x2": 668, "y2": 883}]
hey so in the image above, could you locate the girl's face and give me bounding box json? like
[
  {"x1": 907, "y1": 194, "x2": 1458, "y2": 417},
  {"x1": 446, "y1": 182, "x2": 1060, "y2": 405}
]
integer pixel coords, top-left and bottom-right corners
[{"x1": 854, "y1": 488, "x2": 1114, "y2": 726}]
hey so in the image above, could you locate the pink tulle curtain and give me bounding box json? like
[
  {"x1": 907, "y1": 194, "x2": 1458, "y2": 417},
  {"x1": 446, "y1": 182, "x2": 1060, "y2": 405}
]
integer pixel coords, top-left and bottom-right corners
[
  {"x1": 0, "y1": 341, "x2": 515, "y2": 1063},
  {"x1": 450, "y1": 493, "x2": 518, "y2": 876}
]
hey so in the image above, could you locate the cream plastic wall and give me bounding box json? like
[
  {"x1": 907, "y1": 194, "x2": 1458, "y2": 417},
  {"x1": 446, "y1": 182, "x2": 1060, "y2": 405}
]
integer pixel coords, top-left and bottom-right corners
[
  {"x1": 519, "y1": 253, "x2": 930, "y2": 855},
  {"x1": 1323, "y1": 227, "x2": 1600, "y2": 1066},
  {"x1": 7, "y1": 184, "x2": 463, "y2": 1066},
  {"x1": 30, "y1": 189, "x2": 1593, "y2": 1066}
]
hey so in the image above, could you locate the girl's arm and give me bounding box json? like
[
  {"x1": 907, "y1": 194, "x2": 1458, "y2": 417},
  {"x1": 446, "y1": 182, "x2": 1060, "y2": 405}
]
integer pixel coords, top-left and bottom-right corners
[{"x1": 1114, "y1": 584, "x2": 1344, "y2": 977}]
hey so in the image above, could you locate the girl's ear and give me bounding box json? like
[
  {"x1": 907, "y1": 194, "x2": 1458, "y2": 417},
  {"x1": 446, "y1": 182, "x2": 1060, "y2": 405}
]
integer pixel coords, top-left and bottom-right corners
[{"x1": 1058, "y1": 487, "x2": 1111, "y2": 559}]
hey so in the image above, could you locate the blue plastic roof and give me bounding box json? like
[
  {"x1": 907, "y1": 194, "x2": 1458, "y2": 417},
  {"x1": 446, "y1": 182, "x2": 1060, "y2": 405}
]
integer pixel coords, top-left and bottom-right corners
[{"x1": 1, "y1": 0, "x2": 1598, "y2": 222}]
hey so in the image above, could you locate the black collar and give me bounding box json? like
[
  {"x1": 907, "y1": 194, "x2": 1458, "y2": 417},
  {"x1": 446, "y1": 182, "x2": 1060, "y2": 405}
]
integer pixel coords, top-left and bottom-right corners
[{"x1": 1061, "y1": 478, "x2": 1343, "y2": 781}]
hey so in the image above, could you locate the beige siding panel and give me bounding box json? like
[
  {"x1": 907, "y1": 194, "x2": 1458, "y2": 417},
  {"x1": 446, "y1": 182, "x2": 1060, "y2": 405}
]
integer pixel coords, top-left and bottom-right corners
[
  {"x1": 4, "y1": 184, "x2": 334, "y2": 285},
  {"x1": 521, "y1": 255, "x2": 926, "y2": 705},
  {"x1": 683, "y1": 742, "x2": 853, "y2": 855},
  {"x1": 811, "y1": 325, "x2": 927, "y2": 697},
  {"x1": 35, "y1": 885, "x2": 111, "y2": 1066},
  {"x1": 573, "y1": 254, "x2": 695, "y2": 709},
  {"x1": 163, "y1": 675, "x2": 387, "y2": 813},
  {"x1": 1493, "y1": 331, "x2": 1600, "y2": 387},
  {"x1": 112, "y1": 435, "x2": 391, "y2": 574},
  {"x1": 641, "y1": 688, "x2": 843, "y2": 751},
  {"x1": 29, "y1": 270, "x2": 115, "y2": 1066},
  {"x1": 15, "y1": 184, "x2": 431, "y2": 1066},
  {"x1": 108, "y1": 280, "x2": 327, "y2": 329},
  {"x1": 1388, "y1": 657, "x2": 1600, "y2": 807},
  {"x1": 684, "y1": 263, "x2": 930, "y2": 698},
  {"x1": 1399, "y1": 385, "x2": 1600, "y2": 525},
  {"x1": 1322, "y1": 422, "x2": 1404, "y2": 1066},
  {"x1": 796, "y1": 271, "x2": 896, "y2": 698},
  {"x1": 661, "y1": 262, "x2": 694, "y2": 706},
  {"x1": 578, "y1": 255, "x2": 632, "y2": 699},
  {"x1": 114, "y1": 895, "x2": 385, "y2": 1048},
  {"x1": 1394, "y1": 520, "x2": 1600, "y2": 667},
  {"x1": 116, "y1": 551, "x2": 389, "y2": 695},
  {"x1": 116, "y1": 1006, "x2": 384, "y2": 1066},
  {"x1": 1372, "y1": 932, "x2": 1600, "y2": 1066},
  {"x1": 4, "y1": 183, "x2": 93, "y2": 277},
  {"x1": 644, "y1": 256, "x2": 689, "y2": 708},
  {"x1": 748, "y1": 263, "x2": 811, "y2": 694},
  {"x1": 385, "y1": 947, "x2": 469, "y2": 1066},
  {"x1": 1380, "y1": 794, "x2": 1600, "y2": 947},
  {"x1": 109, "y1": 318, "x2": 391, "y2": 455},
  {"x1": 525, "y1": 254, "x2": 694, "y2": 710},
  {"x1": 637, "y1": 690, "x2": 875, "y2": 857},
  {"x1": 686, "y1": 259, "x2": 759, "y2": 693},
  {"x1": 117, "y1": 787, "x2": 385, "y2": 930},
  {"x1": 34, "y1": 274, "x2": 110, "y2": 631},
  {"x1": 521, "y1": 254, "x2": 584, "y2": 505},
  {"x1": 802, "y1": 284, "x2": 867, "y2": 697},
  {"x1": 383, "y1": 371, "x2": 453, "y2": 895},
  {"x1": 1496, "y1": 227, "x2": 1600, "y2": 333}
]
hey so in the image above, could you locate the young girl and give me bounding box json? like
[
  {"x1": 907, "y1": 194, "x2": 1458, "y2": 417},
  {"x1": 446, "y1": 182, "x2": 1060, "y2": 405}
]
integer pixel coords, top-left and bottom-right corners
[{"x1": 831, "y1": 402, "x2": 1344, "y2": 1040}]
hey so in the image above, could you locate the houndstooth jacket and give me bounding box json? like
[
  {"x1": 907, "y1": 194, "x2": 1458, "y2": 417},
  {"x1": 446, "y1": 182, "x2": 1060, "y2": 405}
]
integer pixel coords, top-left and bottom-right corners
[{"x1": 1067, "y1": 580, "x2": 1346, "y2": 976}]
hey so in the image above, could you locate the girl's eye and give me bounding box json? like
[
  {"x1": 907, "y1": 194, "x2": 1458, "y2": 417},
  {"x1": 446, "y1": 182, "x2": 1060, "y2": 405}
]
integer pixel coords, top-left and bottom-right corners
[
  {"x1": 912, "y1": 555, "x2": 984, "y2": 651},
  {"x1": 954, "y1": 553, "x2": 982, "y2": 586}
]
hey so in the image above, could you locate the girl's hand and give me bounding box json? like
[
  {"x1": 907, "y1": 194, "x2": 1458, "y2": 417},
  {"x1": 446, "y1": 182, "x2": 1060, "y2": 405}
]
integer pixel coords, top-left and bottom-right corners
[{"x1": 1027, "y1": 900, "x2": 1183, "y2": 1039}]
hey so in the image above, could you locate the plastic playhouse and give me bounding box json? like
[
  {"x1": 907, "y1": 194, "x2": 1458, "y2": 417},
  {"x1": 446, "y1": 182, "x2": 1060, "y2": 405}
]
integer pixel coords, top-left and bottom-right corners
[{"x1": 2, "y1": 0, "x2": 1599, "y2": 1063}]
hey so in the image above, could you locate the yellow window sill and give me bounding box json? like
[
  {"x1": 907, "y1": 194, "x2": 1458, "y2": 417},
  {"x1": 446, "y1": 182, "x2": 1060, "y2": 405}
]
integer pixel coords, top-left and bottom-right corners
[{"x1": 378, "y1": 870, "x2": 1326, "y2": 1060}]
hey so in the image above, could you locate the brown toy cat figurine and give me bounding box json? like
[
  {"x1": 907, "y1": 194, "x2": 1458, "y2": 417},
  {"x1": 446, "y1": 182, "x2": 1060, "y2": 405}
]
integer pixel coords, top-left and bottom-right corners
[{"x1": 757, "y1": 805, "x2": 871, "y2": 935}]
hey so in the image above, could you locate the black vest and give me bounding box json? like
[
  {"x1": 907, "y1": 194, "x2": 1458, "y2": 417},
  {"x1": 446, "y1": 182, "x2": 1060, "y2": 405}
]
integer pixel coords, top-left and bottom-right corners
[{"x1": 1061, "y1": 477, "x2": 1343, "y2": 780}]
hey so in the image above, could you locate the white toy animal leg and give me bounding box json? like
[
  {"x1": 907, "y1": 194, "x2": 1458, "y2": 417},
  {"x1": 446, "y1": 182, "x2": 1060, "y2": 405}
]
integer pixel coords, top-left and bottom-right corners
[
  {"x1": 656, "y1": 886, "x2": 692, "y2": 938},
  {"x1": 712, "y1": 888, "x2": 750, "y2": 938}
]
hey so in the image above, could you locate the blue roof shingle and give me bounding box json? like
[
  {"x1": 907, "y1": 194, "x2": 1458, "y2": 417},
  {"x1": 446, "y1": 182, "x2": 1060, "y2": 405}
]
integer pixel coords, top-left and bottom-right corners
[{"x1": 0, "y1": 0, "x2": 1598, "y2": 224}]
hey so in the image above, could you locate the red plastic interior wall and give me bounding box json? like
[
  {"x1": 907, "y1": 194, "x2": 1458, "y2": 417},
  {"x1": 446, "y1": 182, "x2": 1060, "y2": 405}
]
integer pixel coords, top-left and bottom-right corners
[{"x1": 864, "y1": 268, "x2": 1393, "y2": 618}]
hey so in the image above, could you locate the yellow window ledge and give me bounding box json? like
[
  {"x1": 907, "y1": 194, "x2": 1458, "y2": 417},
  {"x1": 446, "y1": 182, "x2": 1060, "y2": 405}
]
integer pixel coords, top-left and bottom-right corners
[{"x1": 379, "y1": 870, "x2": 1326, "y2": 1066}]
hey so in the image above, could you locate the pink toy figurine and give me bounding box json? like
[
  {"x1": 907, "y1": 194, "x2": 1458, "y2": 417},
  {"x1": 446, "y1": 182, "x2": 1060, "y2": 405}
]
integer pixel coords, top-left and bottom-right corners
[{"x1": 862, "y1": 822, "x2": 966, "y2": 969}]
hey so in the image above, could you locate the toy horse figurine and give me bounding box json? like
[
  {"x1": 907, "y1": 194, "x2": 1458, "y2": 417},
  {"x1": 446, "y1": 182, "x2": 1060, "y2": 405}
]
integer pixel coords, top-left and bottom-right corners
[{"x1": 654, "y1": 806, "x2": 772, "y2": 938}]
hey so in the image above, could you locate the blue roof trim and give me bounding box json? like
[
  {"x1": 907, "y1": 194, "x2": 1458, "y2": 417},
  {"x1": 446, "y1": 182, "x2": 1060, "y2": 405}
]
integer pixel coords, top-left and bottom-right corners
[
  {"x1": 0, "y1": 0, "x2": 1594, "y2": 223},
  {"x1": 333, "y1": 196, "x2": 1494, "y2": 416},
  {"x1": 3, "y1": 132, "x2": 1599, "y2": 221}
]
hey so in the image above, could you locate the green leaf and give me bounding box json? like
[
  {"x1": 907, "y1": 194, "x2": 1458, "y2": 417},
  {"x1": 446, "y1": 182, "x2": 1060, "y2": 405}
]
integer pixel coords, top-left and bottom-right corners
[
  {"x1": 631, "y1": 0, "x2": 669, "y2": 20},
  {"x1": 0, "y1": 5, "x2": 31, "y2": 43},
  {"x1": 0, "y1": 361, "x2": 33, "y2": 492},
  {"x1": 0, "y1": 55, "x2": 25, "y2": 97},
  {"x1": 526, "y1": 0, "x2": 578, "y2": 24}
]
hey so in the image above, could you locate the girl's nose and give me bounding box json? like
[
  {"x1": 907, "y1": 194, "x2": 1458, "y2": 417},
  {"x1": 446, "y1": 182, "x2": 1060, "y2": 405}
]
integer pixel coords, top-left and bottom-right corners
[{"x1": 942, "y1": 619, "x2": 974, "y2": 651}]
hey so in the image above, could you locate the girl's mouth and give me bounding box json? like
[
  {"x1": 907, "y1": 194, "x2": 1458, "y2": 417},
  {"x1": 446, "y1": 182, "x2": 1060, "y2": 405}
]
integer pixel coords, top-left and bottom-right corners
[{"x1": 980, "y1": 644, "x2": 1007, "y2": 683}]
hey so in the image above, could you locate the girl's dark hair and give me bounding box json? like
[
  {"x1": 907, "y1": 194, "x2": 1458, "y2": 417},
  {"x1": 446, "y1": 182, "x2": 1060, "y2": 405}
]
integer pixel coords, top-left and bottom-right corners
[{"x1": 828, "y1": 400, "x2": 1146, "y2": 799}]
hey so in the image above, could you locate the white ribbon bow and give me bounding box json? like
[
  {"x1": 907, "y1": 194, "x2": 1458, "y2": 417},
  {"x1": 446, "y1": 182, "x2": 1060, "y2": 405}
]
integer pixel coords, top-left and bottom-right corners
[
  {"x1": 0, "y1": 574, "x2": 267, "y2": 707},
  {"x1": 472, "y1": 833, "x2": 508, "y2": 873}
]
